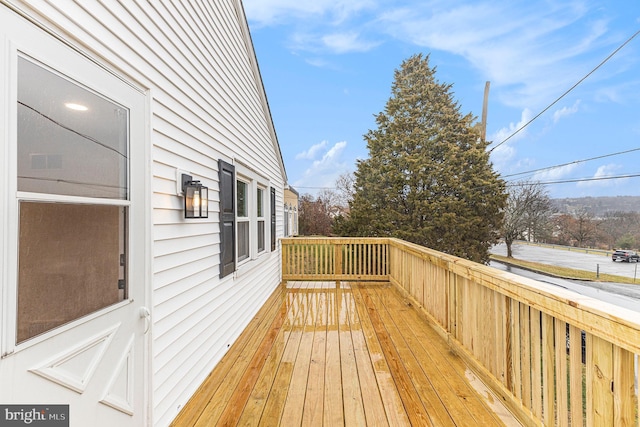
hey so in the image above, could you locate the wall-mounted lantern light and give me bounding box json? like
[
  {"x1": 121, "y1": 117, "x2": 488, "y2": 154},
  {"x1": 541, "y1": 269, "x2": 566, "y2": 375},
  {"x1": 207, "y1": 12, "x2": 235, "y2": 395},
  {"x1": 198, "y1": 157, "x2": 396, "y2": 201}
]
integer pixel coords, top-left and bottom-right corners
[{"x1": 182, "y1": 174, "x2": 208, "y2": 219}]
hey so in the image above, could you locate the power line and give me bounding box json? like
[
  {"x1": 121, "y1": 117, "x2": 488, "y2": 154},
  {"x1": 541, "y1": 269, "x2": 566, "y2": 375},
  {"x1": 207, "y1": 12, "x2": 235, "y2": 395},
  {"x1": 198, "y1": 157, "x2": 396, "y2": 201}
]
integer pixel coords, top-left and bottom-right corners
[
  {"x1": 295, "y1": 186, "x2": 337, "y2": 190},
  {"x1": 502, "y1": 146, "x2": 640, "y2": 179},
  {"x1": 295, "y1": 146, "x2": 640, "y2": 193},
  {"x1": 505, "y1": 172, "x2": 640, "y2": 187},
  {"x1": 297, "y1": 171, "x2": 640, "y2": 195},
  {"x1": 488, "y1": 28, "x2": 640, "y2": 153}
]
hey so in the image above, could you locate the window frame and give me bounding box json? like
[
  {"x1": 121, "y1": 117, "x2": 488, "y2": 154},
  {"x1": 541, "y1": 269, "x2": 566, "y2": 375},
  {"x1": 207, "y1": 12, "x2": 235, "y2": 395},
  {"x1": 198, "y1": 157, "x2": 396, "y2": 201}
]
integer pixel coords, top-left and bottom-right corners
[
  {"x1": 233, "y1": 164, "x2": 270, "y2": 268},
  {"x1": 236, "y1": 177, "x2": 250, "y2": 263},
  {"x1": 256, "y1": 186, "x2": 266, "y2": 254},
  {"x1": 270, "y1": 188, "x2": 276, "y2": 251}
]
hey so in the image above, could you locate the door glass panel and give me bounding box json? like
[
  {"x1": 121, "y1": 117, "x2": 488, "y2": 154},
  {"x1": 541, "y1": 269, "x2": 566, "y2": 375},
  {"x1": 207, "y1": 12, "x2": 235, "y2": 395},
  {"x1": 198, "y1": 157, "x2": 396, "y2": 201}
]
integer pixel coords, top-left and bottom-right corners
[
  {"x1": 17, "y1": 57, "x2": 128, "y2": 199},
  {"x1": 16, "y1": 56, "x2": 130, "y2": 344},
  {"x1": 17, "y1": 202, "x2": 127, "y2": 343}
]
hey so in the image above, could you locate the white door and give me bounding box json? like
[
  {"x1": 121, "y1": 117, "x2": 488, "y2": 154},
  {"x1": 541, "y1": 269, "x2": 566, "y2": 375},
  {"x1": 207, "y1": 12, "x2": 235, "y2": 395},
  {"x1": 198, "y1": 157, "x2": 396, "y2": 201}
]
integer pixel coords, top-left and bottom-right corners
[{"x1": 0, "y1": 8, "x2": 149, "y2": 427}]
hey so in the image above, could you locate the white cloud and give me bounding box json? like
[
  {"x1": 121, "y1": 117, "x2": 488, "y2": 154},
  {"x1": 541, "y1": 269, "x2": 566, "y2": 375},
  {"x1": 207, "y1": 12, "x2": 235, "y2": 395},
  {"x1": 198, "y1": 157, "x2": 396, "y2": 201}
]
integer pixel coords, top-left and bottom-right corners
[
  {"x1": 595, "y1": 80, "x2": 640, "y2": 104},
  {"x1": 311, "y1": 141, "x2": 347, "y2": 171},
  {"x1": 532, "y1": 163, "x2": 579, "y2": 181},
  {"x1": 245, "y1": 0, "x2": 379, "y2": 55},
  {"x1": 295, "y1": 140, "x2": 328, "y2": 160},
  {"x1": 321, "y1": 32, "x2": 380, "y2": 53},
  {"x1": 490, "y1": 143, "x2": 516, "y2": 171},
  {"x1": 489, "y1": 108, "x2": 532, "y2": 170},
  {"x1": 595, "y1": 86, "x2": 624, "y2": 104},
  {"x1": 294, "y1": 141, "x2": 350, "y2": 192},
  {"x1": 289, "y1": 31, "x2": 378, "y2": 55},
  {"x1": 243, "y1": 0, "x2": 375, "y2": 27},
  {"x1": 491, "y1": 108, "x2": 533, "y2": 144},
  {"x1": 304, "y1": 57, "x2": 333, "y2": 68},
  {"x1": 577, "y1": 163, "x2": 624, "y2": 187},
  {"x1": 553, "y1": 100, "x2": 581, "y2": 123},
  {"x1": 377, "y1": 1, "x2": 612, "y2": 108},
  {"x1": 245, "y1": 1, "x2": 626, "y2": 108}
]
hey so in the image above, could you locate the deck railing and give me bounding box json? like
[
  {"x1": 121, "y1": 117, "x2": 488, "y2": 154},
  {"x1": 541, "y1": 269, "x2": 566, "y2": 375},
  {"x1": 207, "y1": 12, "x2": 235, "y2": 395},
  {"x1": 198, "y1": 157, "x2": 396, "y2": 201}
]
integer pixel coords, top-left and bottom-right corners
[
  {"x1": 281, "y1": 237, "x2": 640, "y2": 427},
  {"x1": 281, "y1": 237, "x2": 389, "y2": 281}
]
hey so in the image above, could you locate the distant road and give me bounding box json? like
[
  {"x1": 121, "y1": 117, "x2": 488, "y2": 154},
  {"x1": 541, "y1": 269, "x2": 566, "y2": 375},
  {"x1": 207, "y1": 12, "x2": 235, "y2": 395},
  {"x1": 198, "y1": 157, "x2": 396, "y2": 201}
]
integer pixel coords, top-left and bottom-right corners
[
  {"x1": 489, "y1": 261, "x2": 640, "y2": 312},
  {"x1": 490, "y1": 242, "x2": 640, "y2": 280},
  {"x1": 489, "y1": 242, "x2": 640, "y2": 312}
]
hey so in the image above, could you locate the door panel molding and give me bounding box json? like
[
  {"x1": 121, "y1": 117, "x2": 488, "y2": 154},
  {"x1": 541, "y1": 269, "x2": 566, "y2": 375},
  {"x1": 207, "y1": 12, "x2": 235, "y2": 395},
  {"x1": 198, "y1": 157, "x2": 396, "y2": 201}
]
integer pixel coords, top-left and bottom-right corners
[
  {"x1": 100, "y1": 333, "x2": 135, "y2": 415},
  {"x1": 29, "y1": 324, "x2": 120, "y2": 393}
]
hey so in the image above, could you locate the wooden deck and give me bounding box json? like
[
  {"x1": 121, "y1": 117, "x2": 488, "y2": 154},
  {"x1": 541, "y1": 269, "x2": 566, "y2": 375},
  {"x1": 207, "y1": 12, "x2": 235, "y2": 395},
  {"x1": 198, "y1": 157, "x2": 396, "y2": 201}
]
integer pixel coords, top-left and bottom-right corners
[{"x1": 171, "y1": 281, "x2": 522, "y2": 426}]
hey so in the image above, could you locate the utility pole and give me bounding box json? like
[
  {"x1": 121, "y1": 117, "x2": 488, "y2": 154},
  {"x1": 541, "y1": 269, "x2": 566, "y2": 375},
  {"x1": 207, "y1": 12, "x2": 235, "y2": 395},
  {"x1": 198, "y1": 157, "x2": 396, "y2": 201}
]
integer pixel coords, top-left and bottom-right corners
[{"x1": 481, "y1": 81, "x2": 490, "y2": 141}]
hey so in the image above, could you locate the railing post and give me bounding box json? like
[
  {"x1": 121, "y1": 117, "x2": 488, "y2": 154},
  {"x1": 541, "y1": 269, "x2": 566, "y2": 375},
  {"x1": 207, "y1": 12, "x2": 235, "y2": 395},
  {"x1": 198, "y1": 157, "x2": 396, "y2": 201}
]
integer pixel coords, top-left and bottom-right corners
[
  {"x1": 447, "y1": 269, "x2": 455, "y2": 335},
  {"x1": 334, "y1": 243, "x2": 342, "y2": 277},
  {"x1": 613, "y1": 346, "x2": 635, "y2": 426},
  {"x1": 587, "y1": 335, "x2": 614, "y2": 426},
  {"x1": 281, "y1": 240, "x2": 288, "y2": 279}
]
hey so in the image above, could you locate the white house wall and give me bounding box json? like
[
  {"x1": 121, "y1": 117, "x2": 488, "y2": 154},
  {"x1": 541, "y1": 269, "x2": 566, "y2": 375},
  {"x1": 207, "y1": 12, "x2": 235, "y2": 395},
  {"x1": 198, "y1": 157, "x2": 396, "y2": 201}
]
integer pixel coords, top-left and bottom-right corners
[{"x1": 2, "y1": 1, "x2": 285, "y2": 426}]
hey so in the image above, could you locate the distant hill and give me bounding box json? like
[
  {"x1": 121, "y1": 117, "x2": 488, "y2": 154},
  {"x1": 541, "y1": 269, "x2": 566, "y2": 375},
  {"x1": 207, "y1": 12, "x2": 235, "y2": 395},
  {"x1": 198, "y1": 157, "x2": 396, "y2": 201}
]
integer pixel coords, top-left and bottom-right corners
[{"x1": 552, "y1": 196, "x2": 640, "y2": 217}]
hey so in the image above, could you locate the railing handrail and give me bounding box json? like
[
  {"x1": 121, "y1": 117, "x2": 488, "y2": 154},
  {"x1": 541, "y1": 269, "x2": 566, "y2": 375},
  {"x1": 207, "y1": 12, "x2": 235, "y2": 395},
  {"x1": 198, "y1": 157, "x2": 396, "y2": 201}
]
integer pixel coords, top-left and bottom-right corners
[
  {"x1": 282, "y1": 237, "x2": 389, "y2": 244},
  {"x1": 281, "y1": 237, "x2": 390, "y2": 282},
  {"x1": 386, "y1": 238, "x2": 640, "y2": 354}
]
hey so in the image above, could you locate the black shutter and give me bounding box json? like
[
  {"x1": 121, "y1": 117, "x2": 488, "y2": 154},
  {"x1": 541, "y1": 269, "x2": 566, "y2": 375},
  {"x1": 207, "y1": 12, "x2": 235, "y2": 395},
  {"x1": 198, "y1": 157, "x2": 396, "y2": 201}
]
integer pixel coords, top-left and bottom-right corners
[
  {"x1": 219, "y1": 160, "x2": 235, "y2": 277},
  {"x1": 270, "y1": 187, "x2": 276, "y2": 251}
]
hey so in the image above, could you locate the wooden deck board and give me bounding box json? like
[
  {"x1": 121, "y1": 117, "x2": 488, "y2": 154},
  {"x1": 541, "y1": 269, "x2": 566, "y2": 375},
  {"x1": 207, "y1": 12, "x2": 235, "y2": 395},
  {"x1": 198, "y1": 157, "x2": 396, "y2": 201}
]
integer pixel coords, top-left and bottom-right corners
[
  {"x1": 302, "y1": 283, "x2": 327, "y2": 426},
  {"x1": 173, "y1": 282, "x2": 521, "y2": 426},
  {"x1": 214, "y1": 296, "x2": 289, "y2": 425},
  {"x1": 238, "y1": 283, "x2": 305, "y2": 425},
  {"x1": 258, "y1": 285, "x2": 308, "y2": 426},
  {"x1": 345, "y1": 286, "x2": 389, "y2": 426},
  {"x1": 280, "y1": 285, "x2": 319, "y2": 425},
  {"x1": 323, "y1": 322, "x2": 343, "y2": 426},
  {"x1": 322, "y1": 285, "x2": 344, "y2": 426},
  {"x1": 351, "y1": 284, "x2": 411, "y2": 427},
  {"x1": 172, "y1": 285, "x2": 285, "y2": 427},
  {"x1": 360, "y1": 287, "x2": 440, "y2": 427},
  {"x1": 381, "y1": 285, "x2": 511, "y2": 426},
  {"x1": 338, "y1": 287, "x2": 367, "y2": 426}
]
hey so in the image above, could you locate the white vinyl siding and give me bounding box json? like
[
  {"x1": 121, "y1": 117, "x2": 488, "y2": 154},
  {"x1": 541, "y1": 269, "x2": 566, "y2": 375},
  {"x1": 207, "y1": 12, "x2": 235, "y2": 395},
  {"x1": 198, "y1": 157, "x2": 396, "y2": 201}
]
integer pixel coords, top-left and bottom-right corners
[{"x1": 3, "y1": 1, "x2": 286, "y2": 426}]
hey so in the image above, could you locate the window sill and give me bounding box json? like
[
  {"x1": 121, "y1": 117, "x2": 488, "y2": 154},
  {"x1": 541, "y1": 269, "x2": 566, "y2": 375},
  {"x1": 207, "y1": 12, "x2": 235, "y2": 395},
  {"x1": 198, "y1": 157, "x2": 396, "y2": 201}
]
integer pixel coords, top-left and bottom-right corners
[{"x1": 234, "y1": 250, "x2": 275, "y2": 279}]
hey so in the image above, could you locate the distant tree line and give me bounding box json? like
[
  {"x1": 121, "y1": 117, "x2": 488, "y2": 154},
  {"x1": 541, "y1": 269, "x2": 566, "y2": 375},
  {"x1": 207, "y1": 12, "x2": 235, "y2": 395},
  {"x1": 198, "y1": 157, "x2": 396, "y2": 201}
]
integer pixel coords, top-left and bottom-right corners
[
  {"x1": 549, "y1": 210, "x2": 640, "y2": 251},
  {"x1": 298, "y1": 177, "x2": 640, "y2": 257}
]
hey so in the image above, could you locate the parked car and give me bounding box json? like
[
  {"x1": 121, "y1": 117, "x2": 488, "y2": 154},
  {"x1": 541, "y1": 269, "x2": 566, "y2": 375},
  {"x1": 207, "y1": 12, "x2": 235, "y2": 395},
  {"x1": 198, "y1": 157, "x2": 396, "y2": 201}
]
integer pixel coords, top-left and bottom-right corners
[{"x1": 612, "y1": 250, "x2": 640, "y2": 262}]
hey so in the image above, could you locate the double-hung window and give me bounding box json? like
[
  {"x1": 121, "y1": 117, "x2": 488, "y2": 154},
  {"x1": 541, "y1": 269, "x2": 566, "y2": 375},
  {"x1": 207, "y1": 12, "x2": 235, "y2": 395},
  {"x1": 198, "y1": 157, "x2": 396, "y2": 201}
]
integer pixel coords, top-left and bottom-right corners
[
  {"x1": 236, "y1": 179, "x2": 250, "y2": 262},
  {"x1": 219, "y1": 160, "x2": 272, "y2": 278},
  {"x1": 257, "y1": 187, "x2": 265, "y2": 253},
  {"x1": 235, "y1": 169, "x2": 268, "y2": 266}
]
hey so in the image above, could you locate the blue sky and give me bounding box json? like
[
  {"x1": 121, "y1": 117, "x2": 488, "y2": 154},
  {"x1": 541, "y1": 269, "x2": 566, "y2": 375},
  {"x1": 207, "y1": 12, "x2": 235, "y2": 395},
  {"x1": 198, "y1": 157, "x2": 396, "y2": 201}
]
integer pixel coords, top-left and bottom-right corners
[{"x1": 243, "y1": 0, "x2": 640, "y2": 199}]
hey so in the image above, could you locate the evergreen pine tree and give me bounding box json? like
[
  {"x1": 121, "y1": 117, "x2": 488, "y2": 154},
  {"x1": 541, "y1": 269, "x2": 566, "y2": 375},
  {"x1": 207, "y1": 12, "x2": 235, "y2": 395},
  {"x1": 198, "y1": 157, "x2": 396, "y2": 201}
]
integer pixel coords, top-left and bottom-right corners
[{"x1": 335, "y1": 54, "x2": 506, "y2": 263}]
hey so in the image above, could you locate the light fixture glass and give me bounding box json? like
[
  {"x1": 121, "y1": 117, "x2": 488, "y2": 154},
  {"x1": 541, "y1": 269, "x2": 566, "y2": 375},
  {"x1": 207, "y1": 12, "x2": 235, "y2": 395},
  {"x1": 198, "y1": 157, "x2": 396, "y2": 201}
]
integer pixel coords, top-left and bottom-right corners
[
  {"x1": 64, "y1": 102, "x2": 89, "y2": 111},
  {"x1": 183, "y1": 175, "x2": 208, "y2": 219}
]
